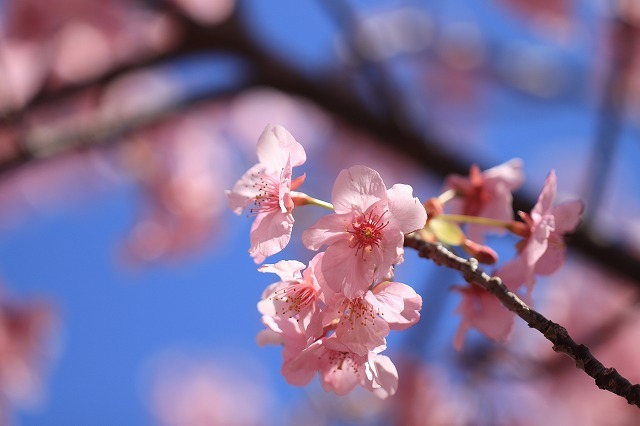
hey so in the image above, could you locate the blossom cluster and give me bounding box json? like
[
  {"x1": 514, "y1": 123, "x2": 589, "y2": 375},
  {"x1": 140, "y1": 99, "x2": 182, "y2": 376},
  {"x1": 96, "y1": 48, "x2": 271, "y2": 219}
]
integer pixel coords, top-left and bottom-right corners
[{"x1": 226, "y1": 124, "x2": 583, "y2": 398}]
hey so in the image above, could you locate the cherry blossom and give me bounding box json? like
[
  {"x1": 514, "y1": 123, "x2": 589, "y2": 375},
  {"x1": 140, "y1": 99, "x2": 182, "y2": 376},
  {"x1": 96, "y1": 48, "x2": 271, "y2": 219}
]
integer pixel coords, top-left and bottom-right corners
[
  {"x1": 149, "y1": 355, "x2": 269, "y2": 426},
  {"x1": 283, "y1": 335, "x2": 399, "y2": 398},
  {"x1": 512, "y1": 170, "x2": 583, "y2": 293},
  {"x1": 322, "y1": 281, "x2": 422, "y2": 356},
  {"x1": 258, "y1": 254, "x2": 324, "y2": 340},
  {"x1": 452, "y1": 281, "x2": 515, "y2": 350},
  {"x1": 227, "y1": 124, "x2": 307, "y2": 263},
  {"x1": 0, "y1": 290, "x2": 55, "y2": 415},
  {"x1": 443, "y1": 159, "x2": 523, "y2": 242},
  {"x1": 302, "y1": 166, "x2": 427, "y2": 298}
]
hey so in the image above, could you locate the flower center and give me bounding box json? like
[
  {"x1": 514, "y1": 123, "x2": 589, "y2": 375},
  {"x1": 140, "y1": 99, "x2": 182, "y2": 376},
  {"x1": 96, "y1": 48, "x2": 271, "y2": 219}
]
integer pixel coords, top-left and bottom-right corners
[
  {"x1": 328, "y1": 350, "x2": 359, "y2": 373},
  {"x1": 250, "y1": 174, "x2": 281, "y2": 215},
  {"x1": 339, "y1": 297, "x2": 377, "y2": 330},
  {"x1": 347, "y1": 210, "x2": 389, "y2": 259},
  {"x1": 271, "y1": 282, "x2": 316, "y2": 320}
]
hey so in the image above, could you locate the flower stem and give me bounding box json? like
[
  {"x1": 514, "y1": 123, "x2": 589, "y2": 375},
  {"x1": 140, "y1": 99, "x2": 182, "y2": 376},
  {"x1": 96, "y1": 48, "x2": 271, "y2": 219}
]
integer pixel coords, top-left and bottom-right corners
[
  {"x1": 305, "y1": 196, "x2": 334, "y2": 210},
  {"x1": 438, "y1": 214, "x2": 512, "y2": 229},
  {"x1": 437, "y1": 189, "x2": 457, "y2": 204}
]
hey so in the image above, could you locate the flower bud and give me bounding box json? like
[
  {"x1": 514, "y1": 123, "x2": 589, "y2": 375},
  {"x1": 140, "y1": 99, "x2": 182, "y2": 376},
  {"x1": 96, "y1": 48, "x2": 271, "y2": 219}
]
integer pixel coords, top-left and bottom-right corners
[
  {"x1": 424, "y1": 197, "x2": 443, "y2": 220},
  {"x1": 462, "y1": 239, "x2": 498, "y2": 264}
]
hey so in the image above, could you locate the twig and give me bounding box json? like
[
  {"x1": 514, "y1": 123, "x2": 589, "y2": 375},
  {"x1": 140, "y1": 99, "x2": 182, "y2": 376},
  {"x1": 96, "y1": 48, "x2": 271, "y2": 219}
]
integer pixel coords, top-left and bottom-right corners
[{"x1": 404, "y1": 233, "x2": 640, "y2": 408}]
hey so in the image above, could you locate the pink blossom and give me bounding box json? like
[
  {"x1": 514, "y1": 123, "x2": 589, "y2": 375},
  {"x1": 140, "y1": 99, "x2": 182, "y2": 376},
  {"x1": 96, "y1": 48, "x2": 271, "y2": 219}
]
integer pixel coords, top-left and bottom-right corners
[
  {"x1": 324, "y1": 292, "x2": 389, "y2": 356},
  {"x1": 0, "y1": 291, "x2": 56, "y2": 414},
  {"x1": 149, "y1": 355, "x2": 269, "y2": 426},
  {"x1": 371, "y1": 281, "x2": 422, "y2": 331},
  {"x1": 121, "y1": 108, "x2": 231, "y2": 263},
  {"x1": 227, "y1": 124, "x2": 306, "y2": 263},
  {"x1": 443, "y1": 159, "x2": 523, "y2": 241},
  {"x1": 322, "y1": 281, "x2": 422, "y2": 356},
  {"x1": 452, "y1": 281, "x2": 515, "y2": 350},
  {"x1": 513, "y1": 170, "x2": 583, "y2": 293},
  {"x1": 302, "y1": 166, "x2": 427, "y2": 298},
  {"x1": 257, "y1": 254, "x2": 324, "y2": 340},
  {"x1": 283, "y1": 336, "x2": 398, "y2": 398}
]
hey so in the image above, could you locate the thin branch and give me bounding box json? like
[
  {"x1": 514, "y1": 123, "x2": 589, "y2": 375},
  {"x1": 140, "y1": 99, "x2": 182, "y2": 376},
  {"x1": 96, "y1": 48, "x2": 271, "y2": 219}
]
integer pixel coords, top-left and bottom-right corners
[
  {"x1": 1, "y1": 1, "x2": 640, "y2": 289},
  {"x1": 404, "y1": 233, "x2": 640, "y2": 408}
]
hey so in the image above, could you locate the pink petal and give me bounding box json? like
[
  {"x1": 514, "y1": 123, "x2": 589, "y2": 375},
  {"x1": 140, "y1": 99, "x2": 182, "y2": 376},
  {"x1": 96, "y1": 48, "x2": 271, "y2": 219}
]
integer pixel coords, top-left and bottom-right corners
[
  {"x1": 282, "y1": 345, "x2": 318, "y2": 386},
  {"x1": 454, "y1": 286, "x2": 515, "y2": 350},
  {"x1": 321, "y1": 361, "x2": 360, "y2": 396},
  {"x1": 496, "y1": 258, "x2": 529, "y2": 292},
  {"x1": 532, "y1": 170, "x2": 557, "y2": 217},
  {"x1": 534, "y1": 234, "x2": 566, "y2": 276},
  {"x1": 331, "y1": 166, "x2": 387, "y2": 214},
  {"x1": 258, "y1": 260, "x2": 306, "y2": 281},
  {"x1": 386, "y1": 184, "x2": 428, "y2": 233},
  {"x1": 256, "y1": 124, "x2": 306, "y2": 170},
  {"x1": 374, "y1": 229, "x2": 405, "y2": 282},
  {"x1": 249, "y1": 211, "x2": 294, "y2": 262},
  {"x1": 474, "y1": 298, "x2": 514, "y2": 343},
  {"x1": 320, "y1": 339, "x2": 362, "y2": 395},
  {"x1": 334, "y1": 293, "x2": 389, "y2": 356},
  {"x1": 483, "y1": 158, "x2": 524, "y2": 191},
  {"x1": 321, "y1": 241, "x2": 376, "y2": 298},
  {"x1": 521, "y1": 216, "x2": 553, "y2": 268},
  {"x1": 301, "y1": 212, "x2": 353, "y2": 251},
  {"x1": 364, "y1": 354, "x2": 399, "y2": 399},
  {"x1": 552, "y1": 199, "x2": 583, "y2": 234},
  {"x1": 479, "y1": 182, "x2": 514, "y2": 223},
  {"x1": 467, "y1": 188, "x2": 512, "y2": 242},
  {"x1": 226, "y1": 164, "x2": 268, "y2": 214},
  {"x1": 277, "y1": 158, "x2": 293, "y2": 212},
  {"x1": 443, "y1": 174, "x2": 472, "y2": 195},
  {"x1": 256, "y1": 329, "x2": 281, "y2": 347},
  {"x1": 372, "y1": 282, "x2": 422, "y2": 330},
  {"x1": 251, "y1": 252, "x2": 266, "y2": 264}
]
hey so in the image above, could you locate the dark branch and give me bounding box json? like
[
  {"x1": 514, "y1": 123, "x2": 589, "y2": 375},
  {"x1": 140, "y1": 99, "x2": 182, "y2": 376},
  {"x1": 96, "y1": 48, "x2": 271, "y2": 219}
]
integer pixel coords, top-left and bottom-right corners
[
  {"x1": 404, "y1": 233, "x2": 640, "y2": 408},
  {"x1": 1, "y1": 2, "x2": 640, "y2": 288}
]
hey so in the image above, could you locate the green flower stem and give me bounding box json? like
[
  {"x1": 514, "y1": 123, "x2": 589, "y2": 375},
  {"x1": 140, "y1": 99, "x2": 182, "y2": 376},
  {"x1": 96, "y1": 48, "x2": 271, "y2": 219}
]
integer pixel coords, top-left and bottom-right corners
[
  {"x1": 438, "y1": 214, "x2": 511, "y2": 229},
  {"x1": 305, "y1": 196, "x2": 334, "y2": 210},
  {"x1": 437, "y1": 189, "x2": 457, "y2": 204}
]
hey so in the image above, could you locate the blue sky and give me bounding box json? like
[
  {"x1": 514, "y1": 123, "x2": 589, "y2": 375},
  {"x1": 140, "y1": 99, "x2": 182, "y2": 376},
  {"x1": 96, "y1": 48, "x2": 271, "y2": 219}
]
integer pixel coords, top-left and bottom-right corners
[{"x1": 2, "y1": 0, "x2": 640, "y2": 424}]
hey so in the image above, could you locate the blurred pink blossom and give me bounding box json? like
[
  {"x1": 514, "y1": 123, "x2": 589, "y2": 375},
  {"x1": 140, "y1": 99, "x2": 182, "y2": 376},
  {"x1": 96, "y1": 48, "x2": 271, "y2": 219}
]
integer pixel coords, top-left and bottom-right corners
[
  {"x1": 0, "y1": 40, "x2": 48, "y2": 111},
  {"x1": 121, "y1": 106, "x2": 232, "y2": 263},
  {"x1": 0, "y1": 288, "x2": 56, "y2": 420},
  {"x1": 452, "y1": 279, "x2": 515, "y2": 350},
  {"x1": 148, "y1": 354, "x2": 269, "y2": 426},
  {"x1": 513, "y1": 170, "x2": 583, "y2": 293},
  {"x1": 443, "y1": 159, "x2": 523, "y2": 242},
  {"x1": 170, "y1": 0, "x2": 235, "y2": 25}
]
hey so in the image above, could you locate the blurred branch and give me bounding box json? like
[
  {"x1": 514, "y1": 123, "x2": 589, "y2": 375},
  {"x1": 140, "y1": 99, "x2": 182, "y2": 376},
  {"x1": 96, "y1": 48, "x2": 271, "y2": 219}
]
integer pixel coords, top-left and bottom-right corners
[
  {"x1": 1, "y1": 1, "x2": 640, "y2": 288},
  {"x1": 583, "y1": 16, "x2": 638, "y2": 225},
  {"x1": 315, "y1": 0, "x2": 409, "y2": 122},
  {"x1": 404, "y1": 233, "x2": 640, "y2": 408}
]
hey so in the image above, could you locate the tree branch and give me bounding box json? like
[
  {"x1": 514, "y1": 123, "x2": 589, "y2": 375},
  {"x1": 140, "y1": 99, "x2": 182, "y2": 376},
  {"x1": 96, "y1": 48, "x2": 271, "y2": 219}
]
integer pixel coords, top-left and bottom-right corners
[
  {"x1": 1, "y1": 1, "x2": 640, "y2": 289},
  {"x1": 404, "y1": 233, "x2": 640, "y2": 408}
]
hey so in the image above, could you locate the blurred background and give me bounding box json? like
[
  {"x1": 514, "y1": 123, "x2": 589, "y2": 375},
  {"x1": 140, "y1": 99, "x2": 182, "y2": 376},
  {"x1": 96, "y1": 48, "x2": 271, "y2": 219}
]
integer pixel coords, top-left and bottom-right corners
[{"x1": 1, "y1": 0, "x2": 640, "y2": 424}]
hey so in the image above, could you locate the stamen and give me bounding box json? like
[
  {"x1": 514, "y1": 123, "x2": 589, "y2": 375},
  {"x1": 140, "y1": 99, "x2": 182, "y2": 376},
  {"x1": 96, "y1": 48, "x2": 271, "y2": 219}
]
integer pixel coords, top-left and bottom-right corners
[
  {"x1": 347, "y1": 209, "x2": 389, "y2": 259},
  {"x1": 340, "y1": 298, "x2": 377, "y2": 330},
  {"x1": 328, "y1": 350, "x2": 359, "y2": 373},
  {"x1": 270, "y1": 282, "x2": 316, "y2": 319},
  {"x1": 249, "y1": 175, "x2": 281, "y2": 216}
]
